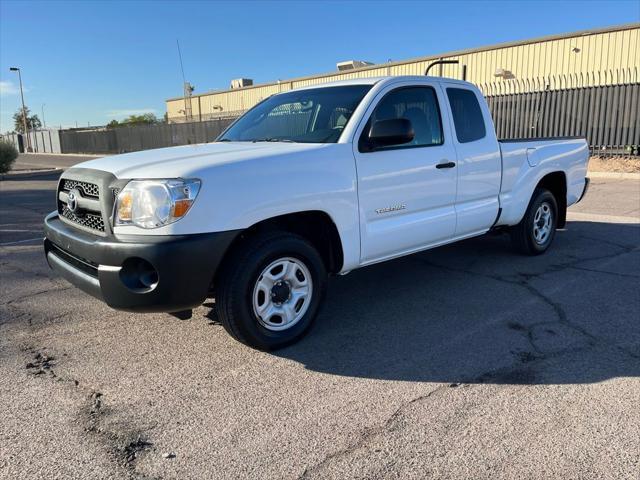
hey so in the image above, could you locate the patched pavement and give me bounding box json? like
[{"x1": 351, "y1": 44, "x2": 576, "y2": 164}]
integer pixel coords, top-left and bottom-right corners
[{"x1": 1, "y1": 174, "x2": 639, "y2": 479}]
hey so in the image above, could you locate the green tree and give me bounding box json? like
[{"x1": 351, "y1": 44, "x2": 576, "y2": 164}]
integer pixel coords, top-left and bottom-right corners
[
  {"x1": 13, "y1": 107, "x2": 42, "y2": 133},
  {"x1": 122, "y1": 113, "x2": 159, "y2": 126},
  {"x1": 106, "y1": 113, "x2": 159, "y2": 129}
]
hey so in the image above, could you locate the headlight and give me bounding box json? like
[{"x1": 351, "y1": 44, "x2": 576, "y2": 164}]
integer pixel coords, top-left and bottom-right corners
[{"x1": 115, "y1": 179, "x2": 201, "y2": 229}]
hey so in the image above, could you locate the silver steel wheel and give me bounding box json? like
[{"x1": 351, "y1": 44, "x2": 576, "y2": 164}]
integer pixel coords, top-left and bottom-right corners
[
  {"x1": 533, "y1": 201, "x2": 553, "y2": 245},
  {"x1": 252, "y1": 257, "x2": 313, "y2": 331}
]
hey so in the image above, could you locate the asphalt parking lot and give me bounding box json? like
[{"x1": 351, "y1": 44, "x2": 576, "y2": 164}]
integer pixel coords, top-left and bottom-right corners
[{"x1": 1, "y1": 156, "x2": 639, "y2": 479}]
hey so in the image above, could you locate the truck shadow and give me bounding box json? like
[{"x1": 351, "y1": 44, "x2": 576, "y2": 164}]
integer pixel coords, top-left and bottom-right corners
[{"x1": 275, "y1": 220, "x2": 640, "y2": 385}]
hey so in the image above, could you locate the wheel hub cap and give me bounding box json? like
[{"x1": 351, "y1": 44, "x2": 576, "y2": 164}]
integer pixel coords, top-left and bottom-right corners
[
  {"x1": 271, "y1": 281, "x2": 291, "y2": 304},
  {"x1": 533, "y1": 202, "x2": 553, "y2": 245},
  {"x1": 252, "y1": 257, "x2": 313, "y2": 331}
]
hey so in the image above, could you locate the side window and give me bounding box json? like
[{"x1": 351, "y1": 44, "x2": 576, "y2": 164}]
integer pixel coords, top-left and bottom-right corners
[
  {"x1": 446, "y1": 88, "x2": 486, "y2": 143},
  {"x1": 362, "y1": 86, "x2": 443, "y2": 150}
]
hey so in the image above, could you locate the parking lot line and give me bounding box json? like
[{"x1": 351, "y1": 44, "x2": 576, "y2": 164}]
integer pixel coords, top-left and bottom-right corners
[{"x1": 0, "y1": 237, "x2": 43, "y2": 246}]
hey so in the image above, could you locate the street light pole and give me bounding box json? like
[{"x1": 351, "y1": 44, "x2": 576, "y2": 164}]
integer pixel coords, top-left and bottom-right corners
[
  {"x1": 9, "y1": 67, "x2": 30, "y2": 152},
  {"x1": 41, "y1": 103, "x2": 46, "y2": 129}
]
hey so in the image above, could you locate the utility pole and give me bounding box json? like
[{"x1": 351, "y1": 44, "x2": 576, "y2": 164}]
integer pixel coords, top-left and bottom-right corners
[
  {"x1": 41, "y1": 103, "x2": 46, "y2": 129},
  {"x1": 9, "y1": 67, "x2": 30, "y2": 151}
]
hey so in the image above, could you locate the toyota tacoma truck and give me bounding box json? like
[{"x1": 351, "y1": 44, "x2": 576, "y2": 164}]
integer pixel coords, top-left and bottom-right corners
[{"x1": 44, "y1": 76, "x2": 589, "y2": 349}]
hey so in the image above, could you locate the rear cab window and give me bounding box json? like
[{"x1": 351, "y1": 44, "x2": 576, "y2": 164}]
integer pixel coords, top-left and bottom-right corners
[{"x1": 446, "y1": 88, "x2": 486, "y2": 143}]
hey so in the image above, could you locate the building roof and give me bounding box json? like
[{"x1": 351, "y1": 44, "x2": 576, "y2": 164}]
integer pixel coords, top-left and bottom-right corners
[{"x1": 166, "y1": 23, "x2": 640, "y2": 102}]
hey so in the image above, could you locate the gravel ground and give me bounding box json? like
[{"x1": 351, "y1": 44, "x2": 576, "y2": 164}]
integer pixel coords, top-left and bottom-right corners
[
  {"x1": 589, "y1": 156, "x2": 640, "y2": 173},
  {"x1": 0, "y1": 172, "x2": 639, "y2": 480}
]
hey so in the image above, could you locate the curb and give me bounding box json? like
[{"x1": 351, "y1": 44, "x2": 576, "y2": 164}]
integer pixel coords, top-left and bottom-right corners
[
  {"x1": 1, "y1": 168, "x2": 63, "y2": 181},
  {"x1": 588, "y1": 171, "x2": 640, "y2": 180}
]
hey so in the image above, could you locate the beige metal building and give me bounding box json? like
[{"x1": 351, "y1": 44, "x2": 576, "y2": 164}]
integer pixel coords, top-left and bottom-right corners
[{"x1": 166, "y1": 23, "x2": 639, "y2": 124}]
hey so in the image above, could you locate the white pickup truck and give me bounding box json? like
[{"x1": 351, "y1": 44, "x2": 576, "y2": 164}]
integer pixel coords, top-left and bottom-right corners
[{"x1": 44, "y1": 76, "x2": 589, "y2": 349}]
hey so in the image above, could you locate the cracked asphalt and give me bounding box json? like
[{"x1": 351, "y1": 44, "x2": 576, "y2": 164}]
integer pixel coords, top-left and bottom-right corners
[{"x1": 1, "y1": 160, "x2": 639, "y2": 479}]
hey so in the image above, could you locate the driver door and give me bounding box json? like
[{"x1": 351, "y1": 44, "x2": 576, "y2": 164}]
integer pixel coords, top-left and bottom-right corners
[{"x1": 353, "y1": 83, "x2": 458, "y2": 264}]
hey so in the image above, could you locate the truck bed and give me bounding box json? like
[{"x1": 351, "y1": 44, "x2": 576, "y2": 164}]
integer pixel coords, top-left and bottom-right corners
[{"x1": 497, "y1": 137, "x2": 589, "y2": 226}]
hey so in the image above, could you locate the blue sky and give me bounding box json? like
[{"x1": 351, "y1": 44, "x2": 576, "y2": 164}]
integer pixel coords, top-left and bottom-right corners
[{"x1": 0, "y1": 0, "x2": 638, "y2": 132}]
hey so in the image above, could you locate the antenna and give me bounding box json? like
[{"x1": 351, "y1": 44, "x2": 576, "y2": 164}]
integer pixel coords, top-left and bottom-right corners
[
  {"x1": 176, "y1": 39, "x2": 187, "y2": 85},
  {"x1": 176, "y1": 39, "x2": 193, "y2": 122}
]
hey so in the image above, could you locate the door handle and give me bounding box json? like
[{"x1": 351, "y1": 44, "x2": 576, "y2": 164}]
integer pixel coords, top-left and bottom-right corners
[{"x1": 436, "y1": 161, "x2": 456, "y2": 169}]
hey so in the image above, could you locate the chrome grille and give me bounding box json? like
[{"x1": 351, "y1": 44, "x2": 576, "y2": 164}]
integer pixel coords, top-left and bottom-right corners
[
  {"x1": 61, "y1": 179, "x2": 100, "y2": 198},
  {"x1": 58, "y1": 177, "x2": 105, "y2": 233},
  {"x1": 61, "y1": 206, "x2": 105, "y2": 231}
]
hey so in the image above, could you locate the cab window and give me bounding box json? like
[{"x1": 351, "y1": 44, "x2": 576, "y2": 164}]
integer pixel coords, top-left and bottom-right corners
[
  {"x1": 360, "y1": 86, "x2": 444, "y2": 152},
  {"x1": 446, "y1": 88, "x2": 486, "y2": 143}
]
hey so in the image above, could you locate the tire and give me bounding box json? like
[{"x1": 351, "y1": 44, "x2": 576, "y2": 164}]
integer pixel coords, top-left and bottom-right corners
[
  {"x1": 510, "y1": 188, "x2": 558, "y2": 255},
  {"x1": 214, "y1": 231, "x2": 327, "y2": 350}
]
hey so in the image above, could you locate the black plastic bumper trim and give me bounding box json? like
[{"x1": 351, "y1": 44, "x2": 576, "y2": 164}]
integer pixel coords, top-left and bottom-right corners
[
  {"x1": 44, "y1": 212, "x2": 241, "y2": 313},
  {"x1": 47, "y1": 250, "x2": 103, "y2": 300}
]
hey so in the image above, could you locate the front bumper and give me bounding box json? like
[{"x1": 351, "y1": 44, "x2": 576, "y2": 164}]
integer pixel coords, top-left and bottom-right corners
[{"x1": 44, "y1": 212, "x2": 240, "y2": 313}]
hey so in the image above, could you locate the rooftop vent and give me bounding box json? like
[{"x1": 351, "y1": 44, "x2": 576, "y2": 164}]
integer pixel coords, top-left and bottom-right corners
[
  {"x1": 336, "y1": 60, "x2": 375, "y2": 72},
  {"x1": 230, "y1": 78, "x2": 254, "y2": 89}
]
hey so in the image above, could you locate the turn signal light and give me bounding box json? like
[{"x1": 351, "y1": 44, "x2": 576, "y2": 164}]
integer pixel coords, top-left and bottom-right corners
[{"x1": 117, "y1": 191, "x2": 133, "y2": 221}]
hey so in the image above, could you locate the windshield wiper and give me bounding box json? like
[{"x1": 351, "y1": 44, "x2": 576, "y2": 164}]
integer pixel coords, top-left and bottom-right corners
[
  {"x1": 217, "y1": 138, "x2": 231, "y2": 142},
  {"x1": 252, "y1": 138, "x2": 297, "y2": 143}
]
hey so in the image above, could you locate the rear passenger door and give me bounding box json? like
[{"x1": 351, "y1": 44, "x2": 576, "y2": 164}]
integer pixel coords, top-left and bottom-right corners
[
  {"x1": 444, "y1": 85, "x2": 501, "y2": 236},
  {"x1": 353, "y1": 82, "x2": 458, "y2": 264}
]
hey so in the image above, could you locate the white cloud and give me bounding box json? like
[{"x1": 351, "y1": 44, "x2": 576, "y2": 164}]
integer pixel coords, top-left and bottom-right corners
[
  {"x1": 0, "y1": 80, "x2": 19, "y2": 96},
  {"x1": 106, "y1": 108, "x2": 157, "y2": 118}
]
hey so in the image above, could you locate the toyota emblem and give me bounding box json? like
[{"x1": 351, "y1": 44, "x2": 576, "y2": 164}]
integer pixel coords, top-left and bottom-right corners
[{"x1": 67, "y1": 188, "x2": 80, "y2": 213}]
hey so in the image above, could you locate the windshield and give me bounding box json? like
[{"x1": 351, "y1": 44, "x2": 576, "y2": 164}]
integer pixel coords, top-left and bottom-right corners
[{"x1": 218, "y1": 85, "x2": 372, "y2": 143}]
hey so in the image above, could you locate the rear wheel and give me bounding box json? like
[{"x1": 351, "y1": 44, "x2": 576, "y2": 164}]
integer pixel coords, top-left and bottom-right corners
[
  {"x1": 510, "y1": 188, "x2": 558, "y2": 255},
  {"x1": 214, "y1": 231, "x2": 327, "y2": 350}
]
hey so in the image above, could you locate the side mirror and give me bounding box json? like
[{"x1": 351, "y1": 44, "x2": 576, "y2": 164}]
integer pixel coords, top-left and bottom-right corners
[{"x1": 367, "y1": 118, "x2": 414, "y2": 150}]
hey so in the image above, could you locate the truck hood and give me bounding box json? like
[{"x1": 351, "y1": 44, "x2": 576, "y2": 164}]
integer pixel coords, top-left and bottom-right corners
[{"x1": 76, "y1": 142, "x2": 330, "y2": 178}]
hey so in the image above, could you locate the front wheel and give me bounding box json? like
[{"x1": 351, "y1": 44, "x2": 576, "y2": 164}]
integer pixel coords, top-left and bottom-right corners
[
  {"x1": 214, "y1": 232, "x2": 327, "y2": 350},
  {"x1": 510, "y1": 188, "x2": 558, "y2": 255}
]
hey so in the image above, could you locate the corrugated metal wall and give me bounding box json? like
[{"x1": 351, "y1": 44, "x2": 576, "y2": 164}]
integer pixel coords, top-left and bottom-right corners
[{"x1": 167, "y1": 24, "x2": 640, "y2": 121}]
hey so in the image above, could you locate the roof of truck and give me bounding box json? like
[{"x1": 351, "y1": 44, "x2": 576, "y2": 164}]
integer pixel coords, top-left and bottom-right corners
[{"x1": 292, "y1": 75, "x2": 472, "y2": 91}]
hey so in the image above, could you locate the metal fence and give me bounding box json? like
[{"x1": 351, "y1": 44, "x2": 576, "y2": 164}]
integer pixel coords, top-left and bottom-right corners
[
  {"x1": 0, "y1": 130, "x2": 62, "y2": 154},
  {"x1": 57, "y1": 116, "x2": 237, "y2": 155},
  {"x1": 480, "y1": 70, "x2": 639, "y2": 154},
  {"x1": 30, "y1": 129, "x2": 62, "y2": 153}
]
